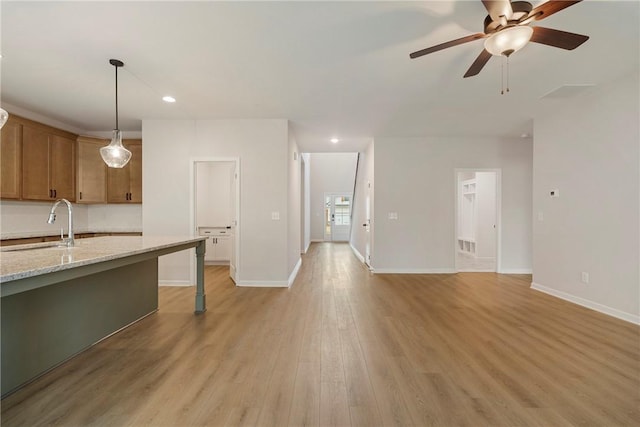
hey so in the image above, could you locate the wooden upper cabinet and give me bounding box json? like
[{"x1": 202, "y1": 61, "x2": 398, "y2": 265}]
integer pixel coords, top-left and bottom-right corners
[
  {"x1": 76, "y1": 136, "x2": 108, "y2": 203},
  {"x1": 0, "y1": 118, "x2": 23, "y2": 199},
  {"x1": 128, "y1": 141, "x2": 142, "y2": 203},
  {"x1": 21, "y1": 123, "x2": 76, "y2": 202},
  {"x1": 49, "y1": 135, "x2": 76, "y2": 200},
  {"x1": 107, "y1": 139, "x2": 142, "y2": 203}
]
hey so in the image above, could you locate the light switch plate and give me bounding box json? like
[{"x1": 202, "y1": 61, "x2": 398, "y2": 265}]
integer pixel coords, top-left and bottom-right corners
[{"x1": 271, "y1": 211, "x2": 280, "y2": 220}]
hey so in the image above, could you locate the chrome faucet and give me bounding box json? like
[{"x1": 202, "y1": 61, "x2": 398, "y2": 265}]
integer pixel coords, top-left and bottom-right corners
[{"x1": 47, "y1": 198, "x2": 74, "y2": 247}]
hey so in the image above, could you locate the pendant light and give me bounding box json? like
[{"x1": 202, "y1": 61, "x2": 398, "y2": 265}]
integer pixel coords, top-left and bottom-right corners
[
  {"x1": 0, "y1": 108, "x2": 8, "y2": 129},
  {"x1": 100, "y1": 59, "x2": 132, "y2": 168}
]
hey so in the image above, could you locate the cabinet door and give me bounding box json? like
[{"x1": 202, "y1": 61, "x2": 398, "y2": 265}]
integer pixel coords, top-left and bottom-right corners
[
  {"x1": 22, "y1": 125, "x2": 51, "y2": 200},
  {"x1": 77, "y1": 137, "x2": 107, "y2": 203},
  {"x1": 50, "y1": 135, "x2": 75, "y2": 201},
  {"x1": 0, "y1": 120, "x2": 22, "y2": 199},
  {"x1": 213, "y1": 236, "x2": 231, "y2": 261},
  {"x1": 106, "y1": 162, "x2": 130, "y2": 203},
  {"x1": 127, "y1": 141, "x2": 142, "y2": 203}
]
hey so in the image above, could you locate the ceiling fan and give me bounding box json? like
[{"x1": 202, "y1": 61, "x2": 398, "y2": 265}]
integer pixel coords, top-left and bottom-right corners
[{"x1": 410, "y1": 0, "x2": 589, "y2": 78}]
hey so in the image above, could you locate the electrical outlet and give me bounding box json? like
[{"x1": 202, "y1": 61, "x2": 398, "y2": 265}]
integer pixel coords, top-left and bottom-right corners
[{"x1": 581, "y1": 272, "x2": 589, "y2": 284}]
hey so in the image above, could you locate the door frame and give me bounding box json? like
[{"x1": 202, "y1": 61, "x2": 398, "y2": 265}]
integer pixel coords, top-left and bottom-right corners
[
  {"x1": 190, "y1": 157, "x2": 241, "y2": 284},
  {"x1": 453, "y1": 168, "x2": 501, "y2": 273}
]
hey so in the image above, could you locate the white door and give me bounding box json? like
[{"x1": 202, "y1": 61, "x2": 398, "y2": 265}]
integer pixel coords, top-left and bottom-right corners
[
  {"x1": 324, "y1": 193, "x2": 352, "y2": 242},
  {"x1": 364, "y1": 189, "x2": 371, "y2": 267},
  {"x1": 229, "y1": 163, "x2": 238, "y2": 282}
]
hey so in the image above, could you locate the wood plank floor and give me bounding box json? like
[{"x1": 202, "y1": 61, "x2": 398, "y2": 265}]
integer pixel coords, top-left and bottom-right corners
[{"x1": 2, "y1": 242, "x2": 639, "y2": 426}]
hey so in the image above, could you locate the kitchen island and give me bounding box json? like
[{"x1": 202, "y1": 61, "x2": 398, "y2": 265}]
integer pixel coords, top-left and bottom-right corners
[{"x1": 0, "y1": 235, "x2": 207, "y2": 397}]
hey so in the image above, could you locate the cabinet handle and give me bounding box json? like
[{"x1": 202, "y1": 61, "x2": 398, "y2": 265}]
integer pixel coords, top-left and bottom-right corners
[
  {"x1": 53, "y1": 189, "x2": 57, "y2": 198},
  {"x1": 79, "y1": 192, "x2": 83, "y2": 200}
]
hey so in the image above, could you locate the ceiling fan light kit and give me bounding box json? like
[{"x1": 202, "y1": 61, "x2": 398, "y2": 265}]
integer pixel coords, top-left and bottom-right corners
[
  {"x1": 484, "y1": 25, "x2": 533, "y2": 57},
  {"x1": 410, "y1": 0, "x2": 589, "y2": 90}
]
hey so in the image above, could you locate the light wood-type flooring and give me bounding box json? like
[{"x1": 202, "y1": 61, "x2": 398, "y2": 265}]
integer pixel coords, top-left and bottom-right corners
[{"x1": 2, "y1": 242, "x2": 639, "y2": 426}]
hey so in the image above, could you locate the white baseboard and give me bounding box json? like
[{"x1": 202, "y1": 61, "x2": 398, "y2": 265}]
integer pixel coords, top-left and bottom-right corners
[
  {"x1": 235, "y1": 280, "x2": 289, "y2": 288},
  {"x1": 310, "y1": 239, "x2": 324, "y2": 243},
  {"x1": 372, "y1": 268, "x2": 457, "y2": 274},
  {"x1": 499, "y1": 268, "x2": 533, "y2": 274},
  {"x1": 288, "y1": 257, "x2": 302, "y2": 288},
  {"x1": 350, "y1": 244, "x2": 365, "y2": 263},
  {"x1": 531, "y1": 282, "x2": 640, "y2": 325},
  {"x1": 159, "y1": 280, "x2": 192, "y2": 287}
]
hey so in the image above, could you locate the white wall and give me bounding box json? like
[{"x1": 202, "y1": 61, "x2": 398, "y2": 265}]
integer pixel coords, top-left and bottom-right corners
[
  {"x1": 0, "y1": 200, "x2": 141, "y2": 238},
  {"x1": 143, "y1": 119, "x2": 293, "y2": 286},
  {"x1": 532, "y1": 71, "x2": 639, "y2": 323},
  {"x1": 309, "y1": 152, "x2": 359, "y2": 241},
  {"x1": 373, "y1": 136, "x2": 532, "y2": 273},
  {"x1": 350, "y1": 141, "x2": 374, "y2": 263}
]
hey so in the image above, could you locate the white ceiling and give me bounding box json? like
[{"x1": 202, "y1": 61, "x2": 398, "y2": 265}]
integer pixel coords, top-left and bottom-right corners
[{"x1": 1, "y1": 1, "x2": 638, "y2": 152}]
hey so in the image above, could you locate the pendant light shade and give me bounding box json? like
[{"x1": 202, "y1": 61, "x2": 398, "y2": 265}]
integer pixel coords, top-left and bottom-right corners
[
  {"x1": 100, "y1": 129, "x2": 131, "y2": 168},
  {"x1": 100, "y1": 59, "x2": 132, "y2": 168},
  {"x1": 0, "y1": 108, "x2": 8, "y2": 129}
]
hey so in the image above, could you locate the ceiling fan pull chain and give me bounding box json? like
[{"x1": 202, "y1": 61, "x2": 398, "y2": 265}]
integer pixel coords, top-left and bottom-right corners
[
  {"x1": 506, "y1": 56, "x2": 510, "y2": 93},
  {"x1": 501, "y1": 55, "x2": 504, "y2": 95}
]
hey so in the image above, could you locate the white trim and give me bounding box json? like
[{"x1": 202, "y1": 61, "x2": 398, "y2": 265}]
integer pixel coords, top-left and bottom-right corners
[
  {"x1": 288, "y1": 257, "x2": 302, "y2": 287},
  {"x1": 350, "y1": 243, "x2": 365, "y2": 263},
  {"x1": 531, "y1": 282, "x2": 640, "y2": 325},
  {"x1": 159, "y1": 280, "x2": 192, "y2": 287},
  {"x1": 372, "y1": 268, "x2": 457, "y2": 274},
  {"x1": 310, "y1": 239, "x2": 324, "y2": 243},
  {"x1": 499, "y1": 268, "x2": 533, "y2": 274},
  {"x1": 236, "y1": 280, "x2": 289, "y2": 288}
]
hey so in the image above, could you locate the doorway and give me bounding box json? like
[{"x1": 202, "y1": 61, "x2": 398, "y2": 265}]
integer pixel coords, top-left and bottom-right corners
[
  {"x1": 324, "y1": 192, "x2": 352, "y2": 242},
  {"x1": 192, "y1": 158, "x2": 240, "y2": 283},
  {"x1": 454, "y1": 169, "x2": 500, "y2": 272}
]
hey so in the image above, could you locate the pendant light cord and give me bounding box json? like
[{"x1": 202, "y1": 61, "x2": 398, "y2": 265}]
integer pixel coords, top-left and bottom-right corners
[{"x1": 114, "y1": 64, "x2": 119, "y2": 130}]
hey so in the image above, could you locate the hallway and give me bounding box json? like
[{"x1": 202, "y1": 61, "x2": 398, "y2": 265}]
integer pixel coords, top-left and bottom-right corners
[{"x1": 2, "y1": 243, "x2": 639, "y2": 426}]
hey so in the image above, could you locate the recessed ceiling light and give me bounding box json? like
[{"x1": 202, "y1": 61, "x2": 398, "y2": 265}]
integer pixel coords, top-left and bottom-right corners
[
  {"x1": 520, "y1": 133, "x2": 530, "y2": 138},
  {"x1": 330, "y1": 138, "x2": 339, "y2": 143},
  {"x1": 162, "y1": 96, "x2": 176, "y2": 103}
]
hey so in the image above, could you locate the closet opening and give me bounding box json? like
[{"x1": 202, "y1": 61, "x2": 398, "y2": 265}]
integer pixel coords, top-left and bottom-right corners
[{"x1": 454, "y1": 169, "x2": 501, "y2": 272}]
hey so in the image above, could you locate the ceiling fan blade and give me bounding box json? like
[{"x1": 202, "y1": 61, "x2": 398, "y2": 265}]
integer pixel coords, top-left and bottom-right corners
[
  {"x1": 410, "y1": 33, "x2": 486, "y2": 59},
  {"x1": 530, "y1": 0, "x2": 583, "y2": 21},
  {"x1": 530, "y1": 26, "x2": 589, "y2": 50},
  {"x1": 482, "y1": 0, "x2": 514, "y2": 21},
  {"x1": 464, "y1": 49, "x2": 493, "y2": 78}
]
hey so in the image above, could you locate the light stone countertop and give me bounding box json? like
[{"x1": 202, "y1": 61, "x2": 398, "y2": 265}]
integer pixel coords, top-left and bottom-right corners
[
  {"x1": 1, "y1": 228, "x2": 143, "y2": 240},
  {"x1": 0, "y1": 236, "x2": 206, "y2": 283}
]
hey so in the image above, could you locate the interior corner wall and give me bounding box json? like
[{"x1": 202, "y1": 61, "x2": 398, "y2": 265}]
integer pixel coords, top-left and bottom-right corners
[
  {"x1": 350, "y1": 141, "x2": 374, "y2": 262},
  {"x1": 532, "y1": 71, "x2": 640, "y2": 322},
  {"x1": 287, "y1": 125, "x2": 301, "y2": 278},
  {"x1": 309, "y1": 152, "x2": 359, "y2": 241},
  {"x1": 142, "y1": 119, "x2": 290, "y2": 285},
  {"x1": 373, "y1": 136, "x2": 532, "y2": 273}
]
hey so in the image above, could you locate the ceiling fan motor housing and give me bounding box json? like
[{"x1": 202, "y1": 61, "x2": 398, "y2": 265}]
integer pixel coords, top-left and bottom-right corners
[{"x1": 484, "y1": 1, "x2": 533, "y2": 34}]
